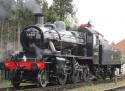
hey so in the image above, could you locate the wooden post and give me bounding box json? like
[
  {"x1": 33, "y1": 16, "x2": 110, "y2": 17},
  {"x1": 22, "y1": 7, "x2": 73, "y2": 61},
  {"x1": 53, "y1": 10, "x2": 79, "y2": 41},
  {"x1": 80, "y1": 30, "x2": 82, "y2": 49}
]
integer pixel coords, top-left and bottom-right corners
[
  {"x1": 0, "y1": 21, "x2": 3, "y2": 48},
  {"x1": 18, "y1": 23, "x2": 21, "y2": 50},
  {"x1": 7, "y1": 21, "x2": 9, "y2": 58}
]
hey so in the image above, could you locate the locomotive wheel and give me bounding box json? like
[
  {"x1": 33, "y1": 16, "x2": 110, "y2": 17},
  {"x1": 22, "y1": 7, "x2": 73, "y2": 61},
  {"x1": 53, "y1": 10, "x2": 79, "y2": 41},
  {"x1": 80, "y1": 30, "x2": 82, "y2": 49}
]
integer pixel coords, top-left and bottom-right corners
[
  {"x1": 82, "y1": 66, "x2": 90, "y2": 82},
  {"x1": 58, "y1": 72, "x2": 68, "y2": 85},
  {"x1": 37, "y1": 71, "x2": 48, "y2": 88},
  {"x1": 71, "y1": 69, "x2": 80, "y2": 83},
  {"x1": 57, "y1": 60, "x2": 68, "y2": 85},
  {"x1": 70, "y1": 60, "x2": 80, "y2": 83},
  {"x1": 10, "y1": 70, "x2": 21, "y2": 88}
]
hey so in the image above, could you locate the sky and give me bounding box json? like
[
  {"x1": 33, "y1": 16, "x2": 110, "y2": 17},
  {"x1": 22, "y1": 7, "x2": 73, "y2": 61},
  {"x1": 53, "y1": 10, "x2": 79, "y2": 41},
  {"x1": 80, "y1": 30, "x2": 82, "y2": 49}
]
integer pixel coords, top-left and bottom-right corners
[
  {"x1": 47, "y1": 0, "x2": 125, "y2": 43},
  {"x1": 74, "y1": 0, "x2": 125, "y2": 44}
]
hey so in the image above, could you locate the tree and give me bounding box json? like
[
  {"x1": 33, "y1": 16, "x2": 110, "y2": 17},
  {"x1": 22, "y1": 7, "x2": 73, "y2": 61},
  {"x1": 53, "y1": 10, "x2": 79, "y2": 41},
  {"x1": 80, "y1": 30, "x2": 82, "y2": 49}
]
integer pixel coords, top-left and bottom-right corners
[
  {"x1": 0, "y1": 0, "x2": 15, "y2": 19},
  {"x1": 52, "y1": 0, "x2": 75, "y2": 21},
  {"x1": 47, "y1": 6, "x2": 59, "y2": 23},
  {"x1": 0, "y1": 0, "x2": 34, "y2": 50},
  {"x1": 42, "y1": 0, "x2": 49, "y2": 23},
  {"x1": 36, "y1": 0, "x2": 59, "y2": 23}
]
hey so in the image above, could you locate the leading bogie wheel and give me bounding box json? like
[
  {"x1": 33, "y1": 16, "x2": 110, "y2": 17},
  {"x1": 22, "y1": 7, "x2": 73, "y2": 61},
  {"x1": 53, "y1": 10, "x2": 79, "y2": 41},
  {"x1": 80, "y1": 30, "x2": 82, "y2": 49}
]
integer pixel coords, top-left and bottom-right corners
[
  {"x1": 37, "y1": 71, "x2": 48, "y2": 88},
  {"x1": 10, "y1": 70, "x2": 21, "y2": 88}
]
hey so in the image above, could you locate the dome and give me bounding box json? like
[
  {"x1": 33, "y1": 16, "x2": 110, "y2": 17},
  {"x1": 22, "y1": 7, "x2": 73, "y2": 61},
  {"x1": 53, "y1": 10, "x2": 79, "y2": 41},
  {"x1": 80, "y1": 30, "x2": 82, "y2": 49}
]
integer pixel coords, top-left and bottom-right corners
[{"x1": 54, "y1": 21, "x2": 66, "y2": 30}]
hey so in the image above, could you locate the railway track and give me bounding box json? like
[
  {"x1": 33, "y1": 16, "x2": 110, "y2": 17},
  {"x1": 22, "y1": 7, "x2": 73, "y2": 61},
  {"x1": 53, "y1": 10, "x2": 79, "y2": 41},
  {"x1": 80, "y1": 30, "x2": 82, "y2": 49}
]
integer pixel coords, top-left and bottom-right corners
[
  {"x1": 0, "y1": 75, "x2": 124, "y2": 91},
  {"x1": 104, "y1": 86, "x2": 125, "y2": 91},
  {"x1": 0, "y1": 82, "x2": 87, "y2": 91},
  {"x1": 0, "y1": 85, "x2": 37, "y2": 91}
]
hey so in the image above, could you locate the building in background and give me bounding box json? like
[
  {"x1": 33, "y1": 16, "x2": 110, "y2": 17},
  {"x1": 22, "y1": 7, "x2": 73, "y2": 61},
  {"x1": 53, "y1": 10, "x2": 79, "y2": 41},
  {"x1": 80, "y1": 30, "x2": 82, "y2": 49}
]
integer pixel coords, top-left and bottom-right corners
[
  {"x1": 112, "y1": 39, "x2": 125, "y2": 75},
  {"x1": 112, "y1": 39, "x2": 125, "y2": 56}
]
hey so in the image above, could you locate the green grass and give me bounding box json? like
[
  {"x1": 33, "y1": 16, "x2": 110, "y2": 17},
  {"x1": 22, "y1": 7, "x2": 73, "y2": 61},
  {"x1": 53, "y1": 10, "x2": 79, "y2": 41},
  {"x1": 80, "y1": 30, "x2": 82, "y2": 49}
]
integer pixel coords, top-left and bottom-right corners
[
  {"x1": 67, "y1": 79, "x2": 125, "y2": 91},
  {"x1": 0, "y1": 80, "x2": 12, "y2": 88},
  {"x1": 0, "y1": 80, "x2": 33, "y2": 88}
]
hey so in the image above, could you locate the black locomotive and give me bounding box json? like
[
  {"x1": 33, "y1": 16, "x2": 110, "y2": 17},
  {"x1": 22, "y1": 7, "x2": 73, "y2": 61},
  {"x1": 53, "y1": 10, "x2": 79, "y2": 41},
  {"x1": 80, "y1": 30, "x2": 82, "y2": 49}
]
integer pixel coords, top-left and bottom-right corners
[{"x1": 0, "y1": 13, "x2": 122, "y2": 87}]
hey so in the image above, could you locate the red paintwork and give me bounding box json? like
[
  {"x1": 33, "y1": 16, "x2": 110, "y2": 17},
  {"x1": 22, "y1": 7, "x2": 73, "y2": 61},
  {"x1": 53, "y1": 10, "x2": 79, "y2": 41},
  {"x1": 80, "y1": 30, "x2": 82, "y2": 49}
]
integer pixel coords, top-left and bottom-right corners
[
  {"x1": 16, "y1": 61, "x2": 45, "y2": 71},
  {"x1": 16, "y1": 61, "x2": 32, "y2": 70},
  {"x1": 3, "y1": 60, "x2": 45, "y2": 71},
  {"x1": 4, "y1": 61, "x2": 16, "y2": 70},
  {"x1": 36, "y1": 62, "x2": 45, "y2": 70}
]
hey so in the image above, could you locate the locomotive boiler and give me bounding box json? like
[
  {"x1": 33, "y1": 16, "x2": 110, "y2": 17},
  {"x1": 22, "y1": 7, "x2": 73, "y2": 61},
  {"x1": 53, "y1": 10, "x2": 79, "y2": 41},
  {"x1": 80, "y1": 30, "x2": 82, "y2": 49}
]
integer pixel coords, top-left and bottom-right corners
[{"x1": 0, "y1": 13, "x2": 123, "y2": 88}]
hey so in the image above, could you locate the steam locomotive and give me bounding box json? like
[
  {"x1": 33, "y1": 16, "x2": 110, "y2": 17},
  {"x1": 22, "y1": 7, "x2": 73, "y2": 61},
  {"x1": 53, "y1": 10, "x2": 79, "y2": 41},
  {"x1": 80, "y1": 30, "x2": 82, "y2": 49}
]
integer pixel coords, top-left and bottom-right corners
[{"x1": 0, "y1": 13, "x2": 123, "y2": 88}]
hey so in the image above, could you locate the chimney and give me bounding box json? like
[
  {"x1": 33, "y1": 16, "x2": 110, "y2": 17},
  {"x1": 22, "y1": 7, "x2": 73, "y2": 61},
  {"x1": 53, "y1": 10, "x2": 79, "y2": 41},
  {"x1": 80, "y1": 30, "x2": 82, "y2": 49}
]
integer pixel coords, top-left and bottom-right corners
[{"x1": 34, "y1": 13, "x2": 44, "y2": 24}]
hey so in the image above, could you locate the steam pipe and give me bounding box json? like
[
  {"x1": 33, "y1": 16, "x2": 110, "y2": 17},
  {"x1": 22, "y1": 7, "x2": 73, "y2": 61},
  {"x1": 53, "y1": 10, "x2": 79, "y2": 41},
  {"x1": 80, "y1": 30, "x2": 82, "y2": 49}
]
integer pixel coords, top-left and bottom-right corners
[{"x1": 49, "y1": 41, "x2": 57, "y2": 53}]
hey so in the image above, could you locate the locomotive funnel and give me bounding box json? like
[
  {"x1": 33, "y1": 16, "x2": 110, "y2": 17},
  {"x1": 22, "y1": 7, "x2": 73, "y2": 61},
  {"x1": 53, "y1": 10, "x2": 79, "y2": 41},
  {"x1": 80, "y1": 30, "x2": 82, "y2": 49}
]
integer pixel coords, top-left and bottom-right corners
[{"x1": 34, "y1": 13, "x2": 44, "y2": 24}]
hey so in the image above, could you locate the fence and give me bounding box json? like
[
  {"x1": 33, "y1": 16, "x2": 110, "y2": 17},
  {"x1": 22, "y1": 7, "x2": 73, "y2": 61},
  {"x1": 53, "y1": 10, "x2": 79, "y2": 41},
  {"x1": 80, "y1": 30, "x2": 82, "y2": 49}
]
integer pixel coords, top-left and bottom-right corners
[
  {"x1": 0, "y1": 20, "x2": 21, "y2": 80},
  {"x1": 0, "y1": 70, "x2": 9, "y2": 80}
]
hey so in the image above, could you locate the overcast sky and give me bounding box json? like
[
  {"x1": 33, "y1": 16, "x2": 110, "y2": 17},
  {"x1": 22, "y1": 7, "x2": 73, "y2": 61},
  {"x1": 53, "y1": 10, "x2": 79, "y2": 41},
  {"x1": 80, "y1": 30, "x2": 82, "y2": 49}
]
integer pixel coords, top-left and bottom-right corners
[
  {"x1": 47, "y1": 0, "x2": 125, "y2": 43},
  {"x1": 74, "y1": 0, "x2": 125, "y2": 43}
]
